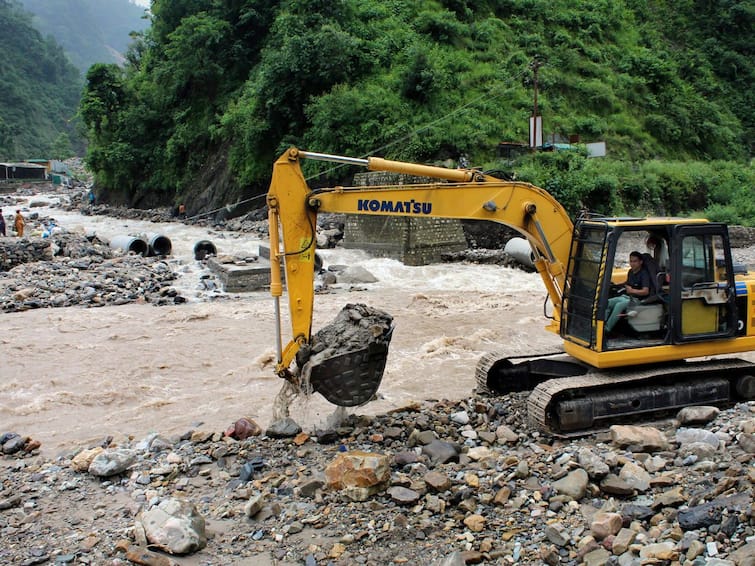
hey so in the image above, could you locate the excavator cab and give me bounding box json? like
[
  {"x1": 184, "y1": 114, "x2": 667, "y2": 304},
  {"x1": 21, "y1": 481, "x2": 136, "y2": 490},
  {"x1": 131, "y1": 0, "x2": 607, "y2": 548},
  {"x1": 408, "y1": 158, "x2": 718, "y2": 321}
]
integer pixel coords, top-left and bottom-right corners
[
  {"x1": 562, "y1": 218, "x2": 739, "y2": 359},
  {"x1": 489, "y1": 216, "x2": 754, "y2": 435}
]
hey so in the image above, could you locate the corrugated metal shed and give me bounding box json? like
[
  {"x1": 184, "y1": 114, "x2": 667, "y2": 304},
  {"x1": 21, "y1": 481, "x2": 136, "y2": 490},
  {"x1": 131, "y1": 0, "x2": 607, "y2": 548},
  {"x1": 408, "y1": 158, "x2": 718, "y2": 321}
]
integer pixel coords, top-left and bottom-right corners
[{"x1": 0, "y1": 162, "x2": 48, "y2": 180}]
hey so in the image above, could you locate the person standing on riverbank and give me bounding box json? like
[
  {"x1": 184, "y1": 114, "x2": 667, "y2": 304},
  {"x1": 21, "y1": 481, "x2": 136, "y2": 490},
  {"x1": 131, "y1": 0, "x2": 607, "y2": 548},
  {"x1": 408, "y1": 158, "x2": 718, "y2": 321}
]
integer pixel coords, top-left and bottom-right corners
[
  {"x1": 0, "y1": 209, "x2": 5, "y2": 236},
  {"x1": 14, "y1": 209, "x2": 25, "y2": 237}
]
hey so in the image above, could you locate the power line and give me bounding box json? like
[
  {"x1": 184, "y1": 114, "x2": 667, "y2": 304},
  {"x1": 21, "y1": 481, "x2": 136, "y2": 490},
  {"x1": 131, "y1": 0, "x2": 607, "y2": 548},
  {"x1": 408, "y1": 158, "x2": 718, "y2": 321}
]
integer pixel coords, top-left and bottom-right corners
[{"x1": 184, "y1": 192, "x2": 267, "y2": 221}]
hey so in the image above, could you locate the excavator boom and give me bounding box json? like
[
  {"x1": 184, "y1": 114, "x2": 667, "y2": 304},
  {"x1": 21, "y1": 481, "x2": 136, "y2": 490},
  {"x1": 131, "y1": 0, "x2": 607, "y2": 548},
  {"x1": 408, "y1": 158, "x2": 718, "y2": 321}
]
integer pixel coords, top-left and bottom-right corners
[{"x1": 267, "y1": 147, "x2": 573, "y2": 378}]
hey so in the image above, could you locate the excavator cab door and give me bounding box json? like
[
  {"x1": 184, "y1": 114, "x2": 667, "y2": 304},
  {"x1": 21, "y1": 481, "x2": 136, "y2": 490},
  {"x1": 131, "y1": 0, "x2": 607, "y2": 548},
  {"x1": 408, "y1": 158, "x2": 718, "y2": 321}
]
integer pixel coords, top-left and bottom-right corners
[
  {"x1": 561, "y1": 222, "x2": 609, "y2": 348},
  {"x1": 669, "y1": 224, "x2": 738, "y2": 342}
]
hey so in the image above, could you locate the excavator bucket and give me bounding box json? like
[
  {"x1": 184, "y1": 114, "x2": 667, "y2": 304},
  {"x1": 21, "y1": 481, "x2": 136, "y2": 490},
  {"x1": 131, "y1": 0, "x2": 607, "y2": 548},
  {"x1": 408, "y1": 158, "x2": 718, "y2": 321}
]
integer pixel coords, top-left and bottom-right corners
[
  {"x1": 305, "y1": 325, "x2": 394, "y2": 407},
  {"x1": 296, "y1": 303, "x2": 395, "y2": 407}
]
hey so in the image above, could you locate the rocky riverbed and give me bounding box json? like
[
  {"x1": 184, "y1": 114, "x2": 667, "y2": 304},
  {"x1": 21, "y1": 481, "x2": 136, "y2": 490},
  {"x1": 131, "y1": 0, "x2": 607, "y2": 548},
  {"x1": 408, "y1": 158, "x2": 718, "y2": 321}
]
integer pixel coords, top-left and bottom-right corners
[{"x1": 2, "y1": 396, "x2": 754, "y2": 566}]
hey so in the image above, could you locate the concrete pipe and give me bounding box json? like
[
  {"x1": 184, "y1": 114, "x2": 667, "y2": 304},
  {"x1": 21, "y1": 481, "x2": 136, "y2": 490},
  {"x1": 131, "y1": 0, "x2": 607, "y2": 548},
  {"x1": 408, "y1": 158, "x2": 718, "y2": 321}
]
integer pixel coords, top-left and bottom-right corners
[
  {"x1": 504, "y1": 237, "x2": 535, "y2": 268},
  {"x1": 110, "y1": 235, "x2": 149, "y2": 256},
  {"x1": 194, "y1": 240, "x2": 217, "y2": 260},
  {"x1": 146, "y1": 233, "x2": 172, "y2": 256}
]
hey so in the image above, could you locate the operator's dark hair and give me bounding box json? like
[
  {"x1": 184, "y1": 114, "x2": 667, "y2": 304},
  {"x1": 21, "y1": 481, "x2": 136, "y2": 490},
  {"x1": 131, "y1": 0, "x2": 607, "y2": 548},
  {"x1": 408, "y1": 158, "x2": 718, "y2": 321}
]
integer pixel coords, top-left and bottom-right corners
[{"x1": 630, "y1": 251, "x2": 643, "y2": 261}]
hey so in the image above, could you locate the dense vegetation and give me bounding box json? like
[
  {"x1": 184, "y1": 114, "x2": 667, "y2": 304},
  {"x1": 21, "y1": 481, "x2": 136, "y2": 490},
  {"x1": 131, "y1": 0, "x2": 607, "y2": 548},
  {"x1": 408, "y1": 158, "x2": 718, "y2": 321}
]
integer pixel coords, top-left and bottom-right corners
[
  {"x1": 0, "y1": 0, "x2": 83, "y2": 159},
  {"x1": 18, "y1": 0, "x2": 149, "y2": 73},
  {"x1": 77, "y1": 0, "x2": 754, "y2": 223}
]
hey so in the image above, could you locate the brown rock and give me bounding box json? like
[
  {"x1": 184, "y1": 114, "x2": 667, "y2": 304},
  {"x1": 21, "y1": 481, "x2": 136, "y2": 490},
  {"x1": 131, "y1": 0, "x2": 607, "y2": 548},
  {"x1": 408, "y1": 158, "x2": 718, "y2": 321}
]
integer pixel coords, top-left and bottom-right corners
[
  {"x1": 465, "y1": 472, "x2": 480, "y2": 488},
  {"x1": 293, "y1": 432, "x2": 309, "y2": 445},
  {"x1": 590, "y1": 512, "x2": 623, "y2": 540},
  {"x1": 71, "y1": 447, "x2": 104, "y2": 472},
  {"x1": 540, "y1": 545, "x2": 560, "y2": 565},
  {"x1": 639, "y1": 541, "x2": 678, "y2": 561},
  {"x1": 123, "y1": 544, "x2": 175, "y2": 566},
  {"x1": 676, "y1": 406, "x2": 720, "y2": 425},
  {"x1": 190, "y1": 430, "x2": 214, "y2": 443},
  {"x1": 224, "y1": 417, "x2": 262, "y2": 440},
  {"x1": 463, "y1": 514, "x2": 486, "y2": 532},
  {"x1": 460, "y1": 550, "x2": 484, "y2": 563},
  {"x1": 0, "y1": 495, "x2": 22, "y2": 510},
  {"x1": 387, "y1": 486, "x2": 420, "y2": 505},
  {"x1": 599, "y1": 474, "x2": 635, "y2": 496},
  {"x1": 611, "y1": 528, "x2": 636, "y2": 555},
  {"x1": 610, "y1": 425, "x2": 669, "y2": 452},
  {"x1": 114, "y1": 539, "x2": 132, "y2": 553},
  {"x1": 653, "y1": 486, "x2": 686, "y2": 509},
  {"x1": 325, "y1": 451, "x2": 390, "y2": 501},
  {"x1": 494, "y1": 486, "x2": 511, "y2": 505},
  {"x1": 425, "y1": 471, "x2": 452, "y2": 492}
]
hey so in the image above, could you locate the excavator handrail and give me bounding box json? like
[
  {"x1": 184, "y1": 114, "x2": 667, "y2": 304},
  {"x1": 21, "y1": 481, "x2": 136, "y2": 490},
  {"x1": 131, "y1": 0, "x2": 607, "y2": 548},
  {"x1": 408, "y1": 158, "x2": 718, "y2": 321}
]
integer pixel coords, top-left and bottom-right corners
[{"x1": 267, "y1": 147, "x2": 575, "y2": 376}]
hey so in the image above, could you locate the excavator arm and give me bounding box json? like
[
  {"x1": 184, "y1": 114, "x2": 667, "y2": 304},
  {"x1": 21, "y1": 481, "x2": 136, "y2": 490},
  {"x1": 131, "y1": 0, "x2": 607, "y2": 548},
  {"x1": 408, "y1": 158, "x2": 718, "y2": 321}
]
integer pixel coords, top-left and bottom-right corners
[{"x1": 267, "y1": 147, "x2": 574, "y2": 384}]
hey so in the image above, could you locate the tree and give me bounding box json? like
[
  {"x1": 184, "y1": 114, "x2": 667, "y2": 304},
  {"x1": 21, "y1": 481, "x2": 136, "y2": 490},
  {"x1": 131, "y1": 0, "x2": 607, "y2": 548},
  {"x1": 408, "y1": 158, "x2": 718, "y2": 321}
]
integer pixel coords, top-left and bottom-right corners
[
  {"x1": 0, "y1": 0, "x2": 82, "y2": 159},
  {"x1": 76, "y1": 0, "x2": 754, "y2": 220},
  {"x1": 51, "y1": 132, "x2": 74, "y2": 159},
  {"x1": 80, "y1": 64, "x2": 126, "y2": 142}
]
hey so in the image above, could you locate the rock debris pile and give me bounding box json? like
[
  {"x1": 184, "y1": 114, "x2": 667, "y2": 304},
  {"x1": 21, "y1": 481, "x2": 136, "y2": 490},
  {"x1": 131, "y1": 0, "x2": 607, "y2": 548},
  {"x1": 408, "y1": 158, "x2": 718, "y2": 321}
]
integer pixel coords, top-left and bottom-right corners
[
  {"x1": 0, "y1": 232, "x2": 184, "y2": 312},
  {"x1": 0, "y1": 238, "x2": 53, "y2": 270},
  {"x1": 297, "y1": 304, "x2": 394, "y2": 366},
  {"x1": 2, "y1": 398, "x2": 754, "y2": 565}
]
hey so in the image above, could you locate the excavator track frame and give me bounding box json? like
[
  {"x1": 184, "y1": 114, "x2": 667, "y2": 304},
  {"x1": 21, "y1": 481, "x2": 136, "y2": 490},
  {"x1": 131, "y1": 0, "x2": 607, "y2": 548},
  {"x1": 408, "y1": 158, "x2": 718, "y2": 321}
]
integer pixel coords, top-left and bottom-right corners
[
  {"x1": 529, "y1": 357, "x2": 754, "y2": 436},
  {"x1": 478, "y1": 350, "x2": 755, "y2": 436}
]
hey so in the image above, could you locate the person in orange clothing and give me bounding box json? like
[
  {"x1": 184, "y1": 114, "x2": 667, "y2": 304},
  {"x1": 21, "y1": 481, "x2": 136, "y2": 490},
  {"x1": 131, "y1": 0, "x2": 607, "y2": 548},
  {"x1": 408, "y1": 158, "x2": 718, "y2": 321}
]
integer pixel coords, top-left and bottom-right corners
[{"x1": 14, "y1": 209, "x2": 25, "y2": 237}]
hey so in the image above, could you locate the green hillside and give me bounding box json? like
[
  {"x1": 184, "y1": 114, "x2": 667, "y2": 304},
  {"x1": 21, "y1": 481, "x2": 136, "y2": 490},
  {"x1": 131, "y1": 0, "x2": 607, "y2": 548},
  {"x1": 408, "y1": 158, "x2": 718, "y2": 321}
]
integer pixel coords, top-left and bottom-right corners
[
  {"x1": 18, "y1": 0, "x2": 149, "y2": 72},
  {"x1": 0, "y1": 0, "x2": 83, "y2": 160},
  {"x1": 79, "y1": 0, "x2": 754, "y2": 221}
]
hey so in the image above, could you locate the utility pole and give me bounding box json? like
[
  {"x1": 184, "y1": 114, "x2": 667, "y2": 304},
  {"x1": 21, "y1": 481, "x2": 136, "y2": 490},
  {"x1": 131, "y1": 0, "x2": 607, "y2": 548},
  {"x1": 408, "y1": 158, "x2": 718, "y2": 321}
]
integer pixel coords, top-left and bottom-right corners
[{"x1": 530, "y1": 59, "x2": 542, "y2": 150}]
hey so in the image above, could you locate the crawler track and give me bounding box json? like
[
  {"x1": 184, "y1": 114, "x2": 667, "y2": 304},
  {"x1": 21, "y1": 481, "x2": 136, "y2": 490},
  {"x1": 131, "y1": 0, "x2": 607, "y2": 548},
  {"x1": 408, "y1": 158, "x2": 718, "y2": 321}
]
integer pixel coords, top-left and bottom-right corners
[
  {"x1": 478, "y1": 350, "x2": 755, "y2": 436},
  {"x1": 475, "y1": 346, "x2": 566, "y2": 396}
]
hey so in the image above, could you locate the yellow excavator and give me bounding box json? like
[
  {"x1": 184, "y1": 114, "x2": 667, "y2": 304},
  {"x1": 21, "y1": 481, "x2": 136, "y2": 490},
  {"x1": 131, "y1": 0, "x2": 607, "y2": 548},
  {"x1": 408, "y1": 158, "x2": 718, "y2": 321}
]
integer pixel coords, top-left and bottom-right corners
[{"x1": 267, "y1": 147, "x2": 755, "y2": 435}]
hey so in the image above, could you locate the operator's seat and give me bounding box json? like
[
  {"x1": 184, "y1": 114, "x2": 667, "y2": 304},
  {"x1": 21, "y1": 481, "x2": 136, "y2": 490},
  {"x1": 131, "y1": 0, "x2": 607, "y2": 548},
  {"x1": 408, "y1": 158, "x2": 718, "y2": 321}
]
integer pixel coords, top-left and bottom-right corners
[{"x1": 626, "y1": 253, "x2": 665, "y2": 332}]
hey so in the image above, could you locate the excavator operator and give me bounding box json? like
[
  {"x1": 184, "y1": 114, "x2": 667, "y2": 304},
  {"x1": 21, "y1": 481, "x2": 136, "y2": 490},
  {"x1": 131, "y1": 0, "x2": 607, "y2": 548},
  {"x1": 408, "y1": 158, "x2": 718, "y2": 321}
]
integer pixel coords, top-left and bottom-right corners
[{"x1": 605, "y1": 251, "x2": 651, "y2": 335}]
